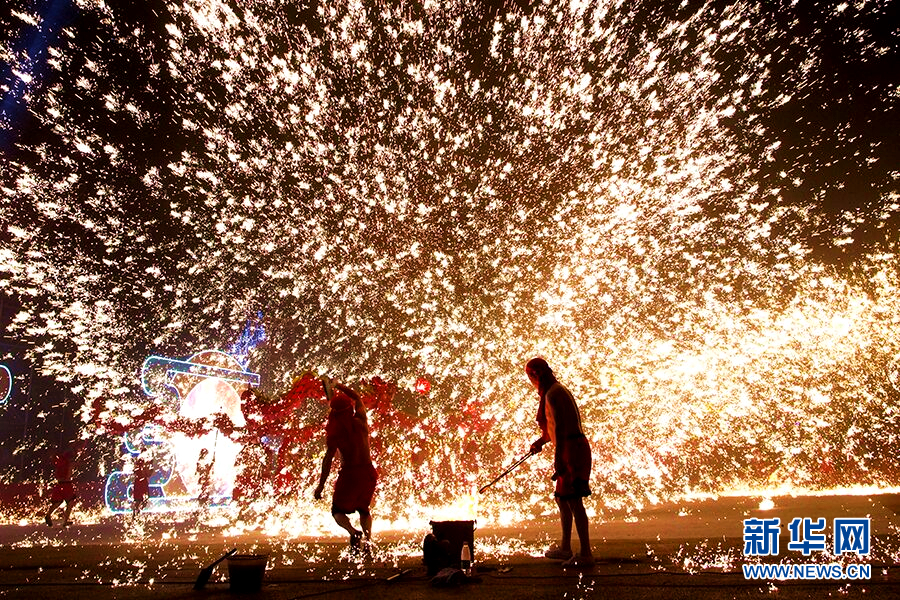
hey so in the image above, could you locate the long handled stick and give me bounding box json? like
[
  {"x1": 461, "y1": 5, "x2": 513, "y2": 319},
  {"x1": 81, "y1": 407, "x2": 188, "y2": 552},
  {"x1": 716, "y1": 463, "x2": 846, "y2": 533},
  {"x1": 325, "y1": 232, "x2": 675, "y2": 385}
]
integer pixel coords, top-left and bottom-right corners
[
  {"x1": 478, "y1": 451, "x2": 534, "y2": 494},
  {"x1": 194, "y1": 548, "x2": 236, "y2": 590}
]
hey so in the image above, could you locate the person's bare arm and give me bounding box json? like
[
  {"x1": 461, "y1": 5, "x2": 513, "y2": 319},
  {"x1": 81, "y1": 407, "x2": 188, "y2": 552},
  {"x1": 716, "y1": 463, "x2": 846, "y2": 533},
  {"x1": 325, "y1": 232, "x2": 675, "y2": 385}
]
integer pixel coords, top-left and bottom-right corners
[
  {"x1": 530, "y1": 431, "x2": 550, "y2": 454},
  {"x1": 313, "y1": 444, "x2": 337, "y2": 499},
  {"x1": 335, "y1": 383, "x2": 367, "y2": 423}
]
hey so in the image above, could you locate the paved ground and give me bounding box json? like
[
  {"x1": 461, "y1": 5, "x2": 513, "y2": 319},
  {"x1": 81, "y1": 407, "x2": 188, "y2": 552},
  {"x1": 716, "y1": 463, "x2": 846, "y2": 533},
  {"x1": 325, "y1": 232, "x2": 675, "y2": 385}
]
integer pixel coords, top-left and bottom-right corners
[{"x1": 1, "y1": 492, "x2": 899, "y2": 599}]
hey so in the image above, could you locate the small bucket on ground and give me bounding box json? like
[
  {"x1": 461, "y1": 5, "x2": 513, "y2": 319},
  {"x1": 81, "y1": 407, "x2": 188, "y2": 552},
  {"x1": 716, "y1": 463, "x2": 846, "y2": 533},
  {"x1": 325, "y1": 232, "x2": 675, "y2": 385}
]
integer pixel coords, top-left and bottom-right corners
[
  {"x1": 226, "y1": 554, "x2": 267, "y2": 592},
  {"x1": 429, "y1": 520, "x2": 475, "y2": 568}
]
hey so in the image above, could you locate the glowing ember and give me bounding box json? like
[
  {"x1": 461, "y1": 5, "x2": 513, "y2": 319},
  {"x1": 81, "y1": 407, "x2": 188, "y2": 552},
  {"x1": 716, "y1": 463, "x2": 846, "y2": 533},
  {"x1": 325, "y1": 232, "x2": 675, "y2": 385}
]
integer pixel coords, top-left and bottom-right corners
[{"x1": 414, "y1": 377, "x2": 431, "y2": 395}]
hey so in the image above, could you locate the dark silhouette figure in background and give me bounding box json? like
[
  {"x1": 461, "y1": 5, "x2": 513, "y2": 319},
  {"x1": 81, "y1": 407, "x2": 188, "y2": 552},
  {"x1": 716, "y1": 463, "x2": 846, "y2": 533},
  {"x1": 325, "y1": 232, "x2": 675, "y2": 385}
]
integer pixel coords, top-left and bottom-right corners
[
  {"x1": 44, "y1": 440, "x2": 86, "y2": 527},
  {"x1": 196, "y1": 447, "x2": 213, "y2": 509},
  {"x1": 131, "y1": 451, "x2": 152, "y2": 522},
  {"x1": 313, "y1": 377, "x2": 377, "y2": 552},
  {"x1": 527, "y1": 357, "x2": 595, "y2": 567}
]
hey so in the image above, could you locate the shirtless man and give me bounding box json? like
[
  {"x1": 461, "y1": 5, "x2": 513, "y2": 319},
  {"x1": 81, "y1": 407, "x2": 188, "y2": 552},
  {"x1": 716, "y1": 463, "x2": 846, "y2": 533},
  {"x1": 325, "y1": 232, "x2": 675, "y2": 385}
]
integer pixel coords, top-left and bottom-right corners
[
  {"x1": 44, "y1": 440, "x2": 85, "y2": 527},
  {"x1": 313, "y1": 377, "x2": 377, "y2": 550},
  {"x1": 527, "y1": 357, "x2": 594, "y2": 567}
]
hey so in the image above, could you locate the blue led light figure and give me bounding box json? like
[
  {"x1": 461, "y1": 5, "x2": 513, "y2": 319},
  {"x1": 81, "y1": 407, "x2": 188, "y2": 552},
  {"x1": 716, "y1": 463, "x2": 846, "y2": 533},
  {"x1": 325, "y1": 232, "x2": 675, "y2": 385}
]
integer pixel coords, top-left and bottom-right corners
[
  {"x1": 104, "y1": 424, "x2": 174, "y2": 514},
  {"x1": 0, "y1": 364, "x2": 11, "y2": 404},
  {"x1": 104, "y1": 348, "x2": 260, "y2": 514},
  {"x1": 141, "y1": 352, "x2": 260, "y2": 398},
  {"x1": 229, "y1": 311, "x2": 266, "y2": 369}
]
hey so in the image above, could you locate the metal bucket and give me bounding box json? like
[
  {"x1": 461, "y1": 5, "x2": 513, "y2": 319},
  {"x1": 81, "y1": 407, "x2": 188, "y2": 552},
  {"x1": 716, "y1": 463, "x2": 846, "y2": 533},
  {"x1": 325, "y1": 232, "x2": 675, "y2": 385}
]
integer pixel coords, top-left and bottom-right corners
[
  {"x1": 226, "y1": 554, "x2": 267, "y2": 592},
  {"x1": 429, "y1": 520, "x2": 475, "y2": 568}
]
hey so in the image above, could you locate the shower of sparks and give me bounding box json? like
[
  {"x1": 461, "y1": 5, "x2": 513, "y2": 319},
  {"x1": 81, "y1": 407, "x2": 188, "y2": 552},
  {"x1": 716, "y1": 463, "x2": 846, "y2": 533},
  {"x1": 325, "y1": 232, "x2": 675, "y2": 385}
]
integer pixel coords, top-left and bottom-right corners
[{"x1": 1, "y1": 0, "x2": 899, "y2": 537}]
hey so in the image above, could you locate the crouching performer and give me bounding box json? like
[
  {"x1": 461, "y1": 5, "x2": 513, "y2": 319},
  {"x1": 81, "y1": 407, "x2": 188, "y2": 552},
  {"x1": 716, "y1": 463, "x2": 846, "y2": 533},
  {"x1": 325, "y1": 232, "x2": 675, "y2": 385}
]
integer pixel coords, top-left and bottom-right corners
[{"x1": 313, "y1": 377, "x2": 377, "y2": 552}]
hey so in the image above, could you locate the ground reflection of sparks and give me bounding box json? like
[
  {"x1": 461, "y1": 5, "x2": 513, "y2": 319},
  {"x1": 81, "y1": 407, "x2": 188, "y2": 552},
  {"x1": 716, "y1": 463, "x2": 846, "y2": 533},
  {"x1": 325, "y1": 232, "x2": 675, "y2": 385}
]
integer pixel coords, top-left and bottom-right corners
[{"x1": 0, "y1": 1, "x2": 898, "y2": 536}]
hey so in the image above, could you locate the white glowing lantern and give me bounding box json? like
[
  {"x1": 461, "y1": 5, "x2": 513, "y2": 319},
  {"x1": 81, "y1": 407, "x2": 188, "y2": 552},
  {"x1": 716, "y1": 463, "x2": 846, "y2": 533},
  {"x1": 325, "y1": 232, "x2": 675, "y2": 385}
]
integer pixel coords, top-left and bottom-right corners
[
  {"x1": 170, "y1": 377, "x2": 246, "y2": 498},
  {"x1": 132, "y1": 349, "x2": 260, "y2": 507}
]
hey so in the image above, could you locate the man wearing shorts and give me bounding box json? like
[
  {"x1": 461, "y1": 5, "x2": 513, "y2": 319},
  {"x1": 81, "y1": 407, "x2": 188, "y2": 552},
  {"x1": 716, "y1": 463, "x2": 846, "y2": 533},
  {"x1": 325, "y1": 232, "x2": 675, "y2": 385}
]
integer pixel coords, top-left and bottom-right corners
[
  {"x1": 527, "y1": 357, "x2": 595, "y2": 567},
  {"x1": 313, "y1": 377, "x2": 377, "y2": 551},
  {"x1": 44, "y1": 440, "x2": 85, "y2": 527}
]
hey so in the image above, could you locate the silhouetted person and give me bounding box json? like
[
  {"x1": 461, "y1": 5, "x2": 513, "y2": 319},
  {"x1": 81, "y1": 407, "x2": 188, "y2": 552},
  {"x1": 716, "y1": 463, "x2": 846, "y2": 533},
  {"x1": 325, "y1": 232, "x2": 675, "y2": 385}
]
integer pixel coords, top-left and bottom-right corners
[
  {"x1": 527, "y1": 357, "x2": 594, "y2": 567},
  {"x1": 313, "y1": 377, "x2": 377, "y2": 552},
  {"x1": 131, "y1": 451, "x2": 152, "y2": 522},
  {"x1": 44, "y1": 440, "x2": 85, "y2": 527},
  {"x1": 196, "y1": 448, "x2": 213, "y2": 508}
]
